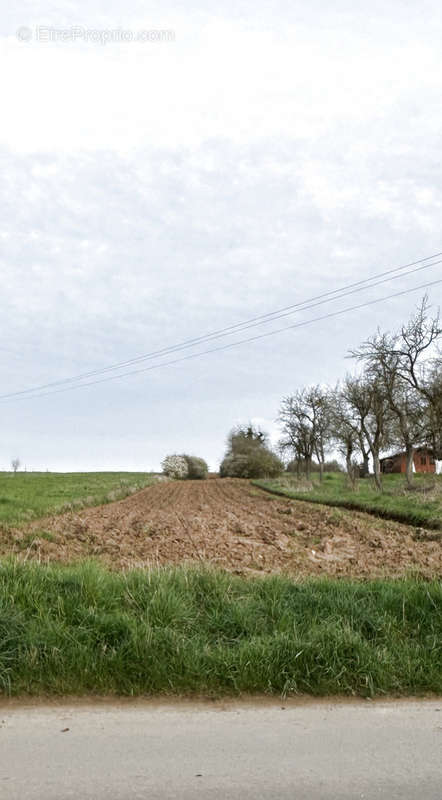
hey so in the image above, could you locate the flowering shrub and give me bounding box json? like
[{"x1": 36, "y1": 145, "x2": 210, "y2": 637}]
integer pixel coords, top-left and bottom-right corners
[
  {"x1": 219, "y1": 450, "x2": 282, "y2": 478},
  {"x1": 161, "y1": 455, "x2": 189, "y2": 480},
  {"x1": 219, "y1": 424, "x2": 283, "y2": 478}
]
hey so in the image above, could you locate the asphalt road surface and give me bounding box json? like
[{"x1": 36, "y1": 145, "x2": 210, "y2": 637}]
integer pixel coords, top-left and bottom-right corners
[{"x1": 0, "y1": 699, "x2": 441, "y2": 799}]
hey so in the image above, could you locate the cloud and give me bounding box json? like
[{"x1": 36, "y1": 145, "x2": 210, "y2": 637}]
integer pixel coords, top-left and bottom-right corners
[{"x1": 1, "y1": 1, "x2": 441, "y2": 469}]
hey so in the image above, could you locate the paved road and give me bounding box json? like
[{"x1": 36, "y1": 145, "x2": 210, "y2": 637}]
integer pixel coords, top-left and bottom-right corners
[{"x1": 0, "y1": 699, "x2": 441, "y2": 799}]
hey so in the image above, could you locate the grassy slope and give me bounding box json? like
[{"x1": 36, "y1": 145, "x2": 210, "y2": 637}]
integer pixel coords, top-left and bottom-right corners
[
  {"x1": 254, "y1": 473, "x2": 442, "y2": 529},
  {"x1": 0, "y1": 472, "x2": 157, "y2": 528},
  {"x1": 1, "y1": 561, "x2": 440, "y2": 697}
]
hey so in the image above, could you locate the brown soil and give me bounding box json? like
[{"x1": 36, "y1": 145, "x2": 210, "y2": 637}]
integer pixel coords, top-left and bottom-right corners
[{"x1": 4, "y1": 479, "x2": 441, "y2": 578}]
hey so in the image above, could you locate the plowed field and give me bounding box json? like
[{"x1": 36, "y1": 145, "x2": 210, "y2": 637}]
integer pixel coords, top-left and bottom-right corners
[{"x1": 5, "y1": 479, "x2": 441, "y2": 577}]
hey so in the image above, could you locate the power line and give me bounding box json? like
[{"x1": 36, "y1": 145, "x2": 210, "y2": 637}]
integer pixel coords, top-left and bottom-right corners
[
  {"x1": 1, "y1": 252, "x2": 442, "y2": 401},
  {"x1": 4, "y1": 277, "x2": 441, "y2": 403}
]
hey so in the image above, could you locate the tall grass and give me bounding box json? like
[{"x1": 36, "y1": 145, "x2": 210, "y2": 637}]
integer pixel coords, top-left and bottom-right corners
[
  {"x1": 254, "y1": 473, "x2": 442, "y2": 529},
  {"x1": 0, "y1": 561, "x2": 440, "y2": 697}
]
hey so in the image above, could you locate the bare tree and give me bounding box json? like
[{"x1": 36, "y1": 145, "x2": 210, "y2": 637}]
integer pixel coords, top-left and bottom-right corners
[
  {"x1": 332, "y1": 378, "x2": 375, "y2": 480},
  {"x1": 357, "y1": 432, "x2": 370, "y2": 477},
  {"x1": 278, "y1": 400, "x2": 315, "y2": 478},
  {"x1": 424, "y1": 363, "x2": 442, "y2": 458},
  {"x1": 381, "y1": 365, "x2": 426, "y2": 487},
  {"x1": 341, "y1": 374, "x2": 392, "y2": 491},
  {"x1": 11, "y1": 458, "x2": 20, "y2": 474},
  {"x1": 352, "y1": 296, "x2": 441, "y2": 487},
  {"x1": 311, "y1": 388, "x2": 334, "y2": 482},
  {"x1": 394, "y1": 295, "x2": 441, "y2": 399},
  {"x1": 278, "y1": 386, "x2": 333, "y2": 482},
  {"x1": 330, "y1": 386, "x2": 360, "y2": 489}
]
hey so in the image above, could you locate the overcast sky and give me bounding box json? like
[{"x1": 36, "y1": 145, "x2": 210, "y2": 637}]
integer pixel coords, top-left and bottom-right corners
[{"x1": 1, "y1": 1, "x2": 441, "y2": 471}]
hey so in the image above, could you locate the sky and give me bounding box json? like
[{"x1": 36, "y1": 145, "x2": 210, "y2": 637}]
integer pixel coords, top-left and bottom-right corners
[{"x1": 1, "y1": 0, "x2": 442, "y2": 472}]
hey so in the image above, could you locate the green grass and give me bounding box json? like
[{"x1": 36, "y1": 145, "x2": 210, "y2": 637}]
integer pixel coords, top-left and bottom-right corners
[
  {"x1": 0, "y1": 561, "x2": 440, "y2": 697},
  {"x1": 254, "y1": 473, "x2": 442, "y2": 529},
  {"x1": 0, "y1": 472, "x2": 157, "y2": 528}
]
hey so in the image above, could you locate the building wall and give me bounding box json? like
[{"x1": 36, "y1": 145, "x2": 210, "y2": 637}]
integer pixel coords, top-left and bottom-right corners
[
  {"x1": 382, "y1": 455, "x2": 403, "y2": 473},
  {"x1": 413, "y1": 450, "x2": 436, "y2": 474},
  {"x1": 381, "y1": 449, "x2": 436, "y2": 474}
]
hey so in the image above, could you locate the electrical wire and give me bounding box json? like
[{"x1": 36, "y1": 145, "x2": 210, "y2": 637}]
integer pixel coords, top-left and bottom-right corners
[
  {"x1": 4, "y1": 277, "x2": 441, "y2": 403},
  {"x1": 1, "y1": 252, "x2": 441, "y2": 401}
]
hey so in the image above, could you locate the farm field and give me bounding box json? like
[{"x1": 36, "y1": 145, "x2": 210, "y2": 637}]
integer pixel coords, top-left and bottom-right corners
[
  {"x1": 254, "y1": 472, "x2": 442, "y2": 530},
  {"x1": 4, "y1": 478, "x2": 441, "y2": 578},
  {"x1": 0, "y1": 471, "x2": 157, "y2": 528},
  {"x1": 1, "y1": 476, "x2": 441, "y2": 698}
]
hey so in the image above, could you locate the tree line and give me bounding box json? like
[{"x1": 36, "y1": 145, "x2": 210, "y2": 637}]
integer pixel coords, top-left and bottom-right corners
[
  {"x1": 278, "y1": 296, "x2": 441, "y2": 490},
  {"x1": 161, "y1": 296, "x2": 440, "y2": 488}
]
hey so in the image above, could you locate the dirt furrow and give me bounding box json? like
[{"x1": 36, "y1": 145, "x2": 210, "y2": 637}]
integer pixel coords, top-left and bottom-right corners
[{"x1": 3, "y1": 478, "x2": 441, "y2": 578}]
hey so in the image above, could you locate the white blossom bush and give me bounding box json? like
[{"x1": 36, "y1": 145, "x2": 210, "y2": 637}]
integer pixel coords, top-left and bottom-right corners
[{"x1": 161, "y1": 454, "x2": 189, "y2": 480}]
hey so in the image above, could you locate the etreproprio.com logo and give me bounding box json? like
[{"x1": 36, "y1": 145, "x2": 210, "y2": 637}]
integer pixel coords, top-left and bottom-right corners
[{"x1": 16, "y1": 26, "x2": 176, "y2": 44}]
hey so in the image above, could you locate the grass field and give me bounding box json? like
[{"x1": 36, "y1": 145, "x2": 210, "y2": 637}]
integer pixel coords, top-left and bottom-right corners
[
  {"x1": 0, "y1": 472, "x2": 157, "y2": 528},
  {"x1": 254, "y1": 473, "x2": 442, "y2": 529},
  {"x1": 0, "y1": 561, "x2": 440, "y2": 698}
]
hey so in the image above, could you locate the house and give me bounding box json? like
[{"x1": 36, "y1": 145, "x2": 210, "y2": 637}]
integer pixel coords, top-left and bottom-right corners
[{"x1": 379, "y1": 447, "x2": 436, "y2": 474}]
